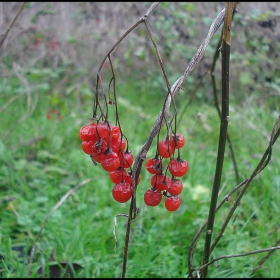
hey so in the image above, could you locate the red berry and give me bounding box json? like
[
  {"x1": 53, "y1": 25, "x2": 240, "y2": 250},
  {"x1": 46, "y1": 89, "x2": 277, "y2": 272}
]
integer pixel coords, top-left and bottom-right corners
[
  {"x1": 79, "y1": 123, "x2": 97, "y2": 142},
  {"x1": 168, "y1": 158, "x2": 189, "y2": 177},
  {"x1": 81, "y1": 141, "x2": 95, "y2": 154},
  {"x1": 111, "y1": 136, "x2": 126, "y2": 154},
  {"x1": 100, "y1": 149, "x2": 120, "y2": 172},
  {"x1": 166, "y1": 178, "x2": 183, "y2": 195},
  {"x1": 92, "y1": 152, "x2": 102, "y2": 163},
  {"x1": 126, "y1": 172, "x2": 141, "y2": 185},
  {"x1": 150, "y1": 174, "x2": 171, "y2": 191},
  {"x1": 158, "y1": 138, "x2": 175, "y2": 158},
  {"x1": 144, "y1": 188, "x2": 162, "y2": 206},
  {"x1": 145, "y1": 158, "x2": 163, "y2": 174},
  {"x1": 96, "y1": 121, "x2": 111, "y2": 140},
  {"x1": 169, "y1": 133, "x2": 185, "y2": 149},
  {"x1": 109, "y1": 168, "x2": 130, "y2": 184},
  {"x1": 119, "y1": 150, "x2": 134, "y2": 168},
  {"x1": 112, "y1": 182, "x2": 132, "y2": 203},
  {"x1": 165, "y1": 196, "x2": 181, "y2": 211},
  {"x1": 92, "y1": 137, "x2": 108, "y2": 154},
  {"x1": 111, "y1": 125, "x2": 121, "y2": 139}
]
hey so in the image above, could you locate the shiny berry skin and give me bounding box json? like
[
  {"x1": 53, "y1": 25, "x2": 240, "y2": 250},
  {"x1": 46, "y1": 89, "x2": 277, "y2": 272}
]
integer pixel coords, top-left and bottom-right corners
[
  {"x1": 168, "y1": 158, "x2": 189, "y2": 177},
  {"x1": 111, "y1": 136, "x2": 126, "y2": 154},
  {"x1": 165, "y1": 196, "x2": 181, "y2": 211},
  {"x1": 144, "y1": 188, "x2": 162, "y2": 206},
  {"x1": 92, "y1": 137, "x2": 108, "y2": 154},
  {"x1": 158, "y1": 138, "x2": 175, "y2": 158},
  {"x1": 79, "y1": 123, "x2": 98, "y2": 142},
  {"x1": 111, "y1": 125, "x2": 121, "y2": 139},
  {"x1": 96, "y1": 121, "x2": 111, "y2": 140},
  {"x1": 126, "y1": 172, "x2": 141, "y2": 185},
  {"x1": 81, "y1": 141, "x2": 95, "y2": 154},
  {"x1": 150, "y1": 174, "x2": 171, "y2": 191},
  {"x1": 112, "y1": 182, "x2": 132, "y2": 203},
  {"x1": 145, "y1": 158, "x2": 163, "y2": 174},
  {"x1": 92, "y1": 152, "x2": 102, "y2": 163},
  {"x1": 169, "y1": 133, "x2": 185, "y2": 149},
  {"x1": 109, "y1": 168, "x2": 130, "y2": 184},
  {"x1": 119, "y1": 150, "x2": 134, "y2": 168},
  {"x1": 100, "y1": 149, "x2": 120, "y2": 172},
  {"x1": 166, "y1": 178, "x2": 183, "y2": 195}
]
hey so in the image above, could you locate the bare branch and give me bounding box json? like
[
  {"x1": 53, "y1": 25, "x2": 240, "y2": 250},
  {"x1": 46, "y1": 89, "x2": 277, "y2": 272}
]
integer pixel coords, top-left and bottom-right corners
[
  {"x1": 194, "y1": 246, "x2": 280, "y2": 272},
  {"x1": 0, "y1": 2, "x2": 25, "y2": 50}
]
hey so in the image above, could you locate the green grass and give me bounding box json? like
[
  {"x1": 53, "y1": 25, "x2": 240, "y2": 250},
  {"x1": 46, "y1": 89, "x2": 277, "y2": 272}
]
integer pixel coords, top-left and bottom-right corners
[{"x1": 0, "y1": 73, "x2": 280, "y2": 278}]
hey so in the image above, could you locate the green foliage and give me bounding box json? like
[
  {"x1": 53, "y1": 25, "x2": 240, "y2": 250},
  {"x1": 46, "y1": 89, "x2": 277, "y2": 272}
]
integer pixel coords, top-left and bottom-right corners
[{"x1": 1, "y1": 2, "x2": 280, "y2": 278}]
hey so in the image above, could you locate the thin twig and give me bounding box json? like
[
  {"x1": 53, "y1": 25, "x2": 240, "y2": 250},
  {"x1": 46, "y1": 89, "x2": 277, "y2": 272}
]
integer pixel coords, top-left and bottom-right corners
[
  {"x1": 194, "y1": 246, "x2": 280, "y2": 272},
  {"x1": 0, "y1": 2, "x2": 25, "y2": 50},
  {"x1": 187, "y1": 114, "x2": 280, "y2": 276},
  {"x1": 26, "y1": 178, "x2": 96, "y2": 278},
  {"x1": 251, "y1": 238, "x2": 280, "y2": 275},
  {"x1": 209, "y1": 115, "x2": 280, "y2": 254}
]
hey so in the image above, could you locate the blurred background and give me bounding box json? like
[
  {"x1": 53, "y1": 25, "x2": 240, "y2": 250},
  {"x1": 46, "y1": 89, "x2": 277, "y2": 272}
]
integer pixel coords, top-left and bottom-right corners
[{"x1": 0, "y1": 2, "x2": 280, "y2": 278}]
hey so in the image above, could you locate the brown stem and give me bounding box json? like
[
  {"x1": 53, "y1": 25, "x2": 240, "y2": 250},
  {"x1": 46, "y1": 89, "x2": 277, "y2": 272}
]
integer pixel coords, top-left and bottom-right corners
[
  {"x1": 0, "y1": 2, "x2": 25, "y2": 50},
  {"x1": 200, "y1": 3, "x2": 235, "y2": 278}
]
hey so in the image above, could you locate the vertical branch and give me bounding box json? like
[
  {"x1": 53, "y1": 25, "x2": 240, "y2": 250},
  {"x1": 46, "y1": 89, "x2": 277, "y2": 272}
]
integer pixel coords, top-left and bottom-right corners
[
  {"x1": 211, "y1": 7, "x2": 240, "y2": 184},
  {"x1": 200, "y1": 2, "x2": 235, "y2": 278}
]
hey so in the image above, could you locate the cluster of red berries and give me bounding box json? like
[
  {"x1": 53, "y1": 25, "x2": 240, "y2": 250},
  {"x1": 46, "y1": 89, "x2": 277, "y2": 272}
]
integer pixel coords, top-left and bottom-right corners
[
  {"x1": 79, "y1": 121, "x2": 189, "y2": 212},
  {"x1": 144, "y1": 133, "x2": 188, "y2": 212},
  {"x1": 79, "y1": 121, "x2": 140, "y2": 203}
]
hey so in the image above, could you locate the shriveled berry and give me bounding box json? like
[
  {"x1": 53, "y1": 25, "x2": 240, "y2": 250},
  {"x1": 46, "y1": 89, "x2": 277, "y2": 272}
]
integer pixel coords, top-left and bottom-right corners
[
  {"x1": 150, "y1": 174, "x2": 171, "y2": 191},
  {"x1": 119, "y1": 150, "x2": 134, "y2": 168},
  {"x1": 79, "y1": 122, "x2": 97, "y2": 142},
  {"x1": 169, "y1": 133, "x2": 185, "y2": 149},
  {"x1": 109, "y1": 168, "x2": 130, "y2": 184},
  {"x1": 112, "y1": 182, "x2": 132, "y2": 203},
  {"x1": 158, "y1": 138, "x2": 175, "y2": 158},
  {"x1": 168, "y1": 158, "x2": 189, "y2": 177},
  {"x1": 165, "y1": 196, "x2": 181, "y2": 212},
  {"x1": 144, "y1": 188, "x2": 162, "y2": 206},
  {"x1": 100, "y1": 149, "x2": 120, "y2": 172},
  {"x1": 145, "y1": 158, "x2": 163, "y2": 174},
  {"x1": 166, "y1": 178, "x2": 183, "y2": 196}
]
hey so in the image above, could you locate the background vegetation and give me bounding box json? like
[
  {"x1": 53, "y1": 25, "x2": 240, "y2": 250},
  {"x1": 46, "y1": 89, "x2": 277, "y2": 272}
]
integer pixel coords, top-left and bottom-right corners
[{"x1": 0, "y1": 2, "x2": 279, "y2": 278}]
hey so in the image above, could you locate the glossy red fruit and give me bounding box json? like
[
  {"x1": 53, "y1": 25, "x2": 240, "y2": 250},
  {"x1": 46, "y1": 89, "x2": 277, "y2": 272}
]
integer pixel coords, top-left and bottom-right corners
[
  {"x1": 144, "y1": 188, "x2": 162, "y2": 206},
  {"x1": 96, "y1": 121, "x2": 111, "y2": 140},
  {"x1": 168, "y1": 158, "x2": 189, "y2": 177},
  {"x1": 79, "y1": 122, "x2": 97, "y2": 142},
  {"x1": 92, "y1": 137, "x2": 108, "y2": 154},
  {"x1": 109, "y1": 168, "x2": 130, "y2": 184},
  {"x1": 158, "y1": 138, "x2": 175, "y2": 158},
  {"x1": 119, "y1": 150, "x2": 134, "y2": 168},
  {"x1": 126, "y1": 172, "x2": 141, "y2": 185},
  {"x1": 100, "y1": 149, "x2": 120, "y2": 172},
  {"x1": 169, "y1": 133, "x2": 185, "y2": 149},
  {"x1": 166, "y1": 178, "x2": 183, "y2": 196},
  {"x1": 112, "y1": 182, "x2": 132, "y2": 203},
  {"x1": 111, "y1": 136, "x2": 126, "y2": 154},
  {"x1": 81, "y1": 141, "x2": 95, "y2": 154},
  {"x1": 91, "y1": 152, "x2": 102, "y2": 163},
  {"x1": 111, "y1": 125, "x2": 121, "y2": 139},
  {"x1": 165, "y1": 196, "x2": 181, "y2": 211},
  {"x1": 145, "y1": 158, "x2": 163, "y2": 174},
  {"x1": 150, "y1": 174, "x2": 171, "y2": 191}
]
